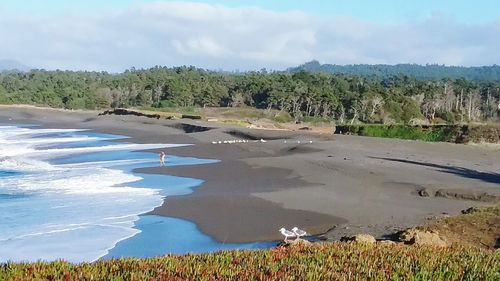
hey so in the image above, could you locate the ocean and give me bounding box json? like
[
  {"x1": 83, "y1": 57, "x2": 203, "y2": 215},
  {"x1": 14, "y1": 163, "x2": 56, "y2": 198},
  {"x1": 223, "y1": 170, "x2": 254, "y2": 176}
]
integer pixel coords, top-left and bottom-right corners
[{"x1": 0, "y1": 125, "x2": 272, "y2": 263}]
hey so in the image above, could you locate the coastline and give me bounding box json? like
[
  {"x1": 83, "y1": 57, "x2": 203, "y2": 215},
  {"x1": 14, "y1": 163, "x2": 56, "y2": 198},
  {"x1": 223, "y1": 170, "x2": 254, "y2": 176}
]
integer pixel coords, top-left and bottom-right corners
[{"x1": 1, "y1": 105, "x2": 499, "y2": 244}]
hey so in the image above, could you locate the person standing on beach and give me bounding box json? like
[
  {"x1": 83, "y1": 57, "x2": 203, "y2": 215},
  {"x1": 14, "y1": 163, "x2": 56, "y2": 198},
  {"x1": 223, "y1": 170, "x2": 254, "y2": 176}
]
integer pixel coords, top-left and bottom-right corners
[{"x1": 159, "y1": 151, "x2": 166, "y2": 167}]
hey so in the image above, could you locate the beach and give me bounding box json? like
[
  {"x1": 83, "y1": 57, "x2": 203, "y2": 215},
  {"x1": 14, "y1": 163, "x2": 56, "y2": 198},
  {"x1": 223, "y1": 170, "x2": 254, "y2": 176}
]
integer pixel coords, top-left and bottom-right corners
[{"x1": 1, "y1": 105, "x2": 499, "y2": 244}]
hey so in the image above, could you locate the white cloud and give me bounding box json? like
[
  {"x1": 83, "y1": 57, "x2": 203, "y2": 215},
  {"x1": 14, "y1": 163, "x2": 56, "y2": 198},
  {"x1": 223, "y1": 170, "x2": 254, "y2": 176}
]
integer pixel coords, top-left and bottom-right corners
[{"x1": 0, "y1": 1, "x2": 498, "y2": 72}]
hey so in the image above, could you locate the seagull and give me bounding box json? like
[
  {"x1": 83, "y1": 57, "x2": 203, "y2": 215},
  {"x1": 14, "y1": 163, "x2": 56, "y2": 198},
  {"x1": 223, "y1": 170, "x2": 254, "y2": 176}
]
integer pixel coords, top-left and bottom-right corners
[
  {"x1": 292, "y1": 227, "x2": 308, "y2": 239},
  {"x1": 218, "y1": 141, "x2": 222, "y2": 144},
  {"x1": 212, "y1": 141, "x2": 217, "y2": 144},
  {"x1": 260, "y1": 138, "x2": 267, "y2": 143},
  {"x1": 309, "y1": 140, "x2": 313, "y2": 144},
  {"x1": 223, "y1": 140, "x2": 228, "y2": 144},
  {"x1": 279, "y1": 228, "x2": 296, "y2": 242}
]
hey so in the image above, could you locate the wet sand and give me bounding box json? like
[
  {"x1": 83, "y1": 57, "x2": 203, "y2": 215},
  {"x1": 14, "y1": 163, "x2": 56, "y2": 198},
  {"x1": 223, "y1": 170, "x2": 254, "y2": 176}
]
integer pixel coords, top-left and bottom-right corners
[{"x1": 1, "y1": 105, "x2": 499, "y2": 243}]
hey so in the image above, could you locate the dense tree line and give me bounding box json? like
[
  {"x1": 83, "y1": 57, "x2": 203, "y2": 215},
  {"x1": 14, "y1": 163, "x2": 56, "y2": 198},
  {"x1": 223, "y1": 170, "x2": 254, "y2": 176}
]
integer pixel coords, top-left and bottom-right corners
[
  {"x1": 289, "y1": 61, "x2": 500, "y2": 81},
  {"x1": 0, "y1": 67, "x2": 499, "y2": 124}
]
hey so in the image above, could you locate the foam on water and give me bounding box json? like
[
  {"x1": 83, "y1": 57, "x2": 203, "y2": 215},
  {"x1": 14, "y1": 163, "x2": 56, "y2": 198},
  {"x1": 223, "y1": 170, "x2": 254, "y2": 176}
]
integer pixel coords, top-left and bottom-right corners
[{"x1": 0, "y1": 125, "x2": 187, "y2": 262}]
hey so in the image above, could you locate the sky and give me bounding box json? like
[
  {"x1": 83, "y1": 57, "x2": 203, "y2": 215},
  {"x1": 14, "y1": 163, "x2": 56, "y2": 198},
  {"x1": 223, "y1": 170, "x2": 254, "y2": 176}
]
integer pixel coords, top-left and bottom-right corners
[{"x1": 0, "y1": 0, "x2": 499, "y2": 72}]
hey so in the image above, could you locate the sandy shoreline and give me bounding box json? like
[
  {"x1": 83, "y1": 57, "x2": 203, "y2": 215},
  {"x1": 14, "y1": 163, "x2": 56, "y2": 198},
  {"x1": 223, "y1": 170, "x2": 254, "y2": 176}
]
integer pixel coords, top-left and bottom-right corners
[{"x1": 1, "y1": 105, "x2": 499, "y2": 243}]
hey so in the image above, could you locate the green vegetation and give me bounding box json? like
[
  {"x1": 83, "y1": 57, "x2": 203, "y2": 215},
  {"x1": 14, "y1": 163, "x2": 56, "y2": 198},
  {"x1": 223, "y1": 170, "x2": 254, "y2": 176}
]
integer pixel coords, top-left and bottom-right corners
[
  {"x1": 0, "y1": 67, "x2": 498, "y2": 125},
  {"x1": 1, "y1": 244, "x2": 497, "y2": 280},
  {"x1": 272, "y1": 111, "x2": 294, "y2": 123},
  {"x1": 335, "y1": 124, "x2": 500, "y2": 143},
  {"x1": 290, "y1": 60, "x2": 500, "y2": 81},
  {"x1": 336, "y1": 125, "x2": 457, "y2": 142}
]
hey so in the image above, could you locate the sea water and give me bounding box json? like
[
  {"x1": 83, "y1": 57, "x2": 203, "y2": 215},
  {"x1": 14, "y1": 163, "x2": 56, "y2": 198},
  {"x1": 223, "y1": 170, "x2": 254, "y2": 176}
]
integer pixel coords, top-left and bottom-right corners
[{"x1": 0, "y1": 125, "x2": 272, "y2": 263}]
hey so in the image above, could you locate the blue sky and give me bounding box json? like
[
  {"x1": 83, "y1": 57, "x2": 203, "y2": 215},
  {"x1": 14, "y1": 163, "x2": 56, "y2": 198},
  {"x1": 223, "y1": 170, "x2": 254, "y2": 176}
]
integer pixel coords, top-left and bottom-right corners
[
  {"x1": 3, "y1": 0, "x2": 499, "y2": 23},
  {"x1": 0, "y1": 1, "x2": 499, "y2": 71}
]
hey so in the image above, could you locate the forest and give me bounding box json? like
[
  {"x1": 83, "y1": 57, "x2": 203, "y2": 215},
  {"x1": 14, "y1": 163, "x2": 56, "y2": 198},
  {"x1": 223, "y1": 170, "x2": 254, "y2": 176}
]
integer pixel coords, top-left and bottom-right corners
[
  {"x1": 0, "y1": 66, "x2": 499, "y2": 124},
  {"x1": 289, "y1": 60, "x2": 500, "y2": 81}
]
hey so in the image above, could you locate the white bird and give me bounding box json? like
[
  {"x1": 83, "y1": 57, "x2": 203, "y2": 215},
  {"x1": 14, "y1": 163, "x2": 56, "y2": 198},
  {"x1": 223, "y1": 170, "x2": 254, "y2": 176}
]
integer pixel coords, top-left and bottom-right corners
[
  {"x1": 292, "y1": 227, "x2": 308, "y2": 238},
  {"x1": 223, "y1": 140, "x2": 228, "y2": 144},
  {"x1": 211, "y1": 141, "x2": 217, "y2": 144},
  {"x1": 260, "y1": 138, "x2": 267, "y2": 143},
  {"x1": 218, "y1": 141, "x2": 222, "y2": 144},
  {"x1": 309, "y1": 140, "x2": 313, "y2": 144},
  {"x1": 279, "y1": 228, "x2": 296, "y2": 242}
]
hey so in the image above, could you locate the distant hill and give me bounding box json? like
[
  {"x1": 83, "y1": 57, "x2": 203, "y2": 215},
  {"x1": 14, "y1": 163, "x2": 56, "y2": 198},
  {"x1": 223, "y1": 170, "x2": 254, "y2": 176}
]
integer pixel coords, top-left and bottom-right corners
[
  {"x1": 0, "y1": 59, "x2": 30, "y2": 72},
  {"x1": 287, "y1": 60, "x2": 500, "y2": 81}
]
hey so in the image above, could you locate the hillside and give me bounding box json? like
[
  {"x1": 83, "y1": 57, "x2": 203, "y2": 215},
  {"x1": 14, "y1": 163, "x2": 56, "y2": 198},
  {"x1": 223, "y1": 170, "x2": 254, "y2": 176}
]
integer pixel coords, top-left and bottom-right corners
[
  {"x1": 288, "y1": 60, "x2": 500, "y2": 81},
  {"x1": 0, "y1": 59, "x2": 30, "y2": 72}
]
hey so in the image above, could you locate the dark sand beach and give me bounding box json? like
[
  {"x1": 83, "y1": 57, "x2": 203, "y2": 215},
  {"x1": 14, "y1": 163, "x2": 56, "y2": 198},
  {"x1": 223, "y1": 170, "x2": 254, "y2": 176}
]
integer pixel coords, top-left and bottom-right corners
[{"x1": 1, "y1": 105, "x2": 499, "y2": 243}]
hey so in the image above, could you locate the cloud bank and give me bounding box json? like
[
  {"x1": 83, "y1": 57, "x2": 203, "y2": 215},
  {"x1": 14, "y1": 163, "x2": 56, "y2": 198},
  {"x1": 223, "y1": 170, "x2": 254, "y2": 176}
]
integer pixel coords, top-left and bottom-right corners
[{"x1": 0, "y1": 1, "x2": 498, "y2": 71}]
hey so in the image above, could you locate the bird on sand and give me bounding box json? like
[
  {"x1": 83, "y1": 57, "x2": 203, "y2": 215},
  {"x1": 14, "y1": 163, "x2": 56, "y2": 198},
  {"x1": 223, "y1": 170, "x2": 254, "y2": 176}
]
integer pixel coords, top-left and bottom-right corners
[
  {"x1": 292, "y1": 227, "x2": 308, "y2": 238},
  {"x1": 260, "y1": 138, "x2": 267, "y2": 143},
  {"x1": 279, "y1": 228, "x2": 296, "y2": 242}
]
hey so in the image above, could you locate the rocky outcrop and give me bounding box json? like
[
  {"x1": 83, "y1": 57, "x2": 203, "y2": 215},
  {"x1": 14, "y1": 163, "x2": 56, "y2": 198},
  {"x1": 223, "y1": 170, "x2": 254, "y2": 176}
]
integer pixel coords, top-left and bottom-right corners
[
  {"x1": 168, "y1": 123, "x2": 213, "y2": 133},
  {"x1": 416, "y1": 188, "x2": 499, "y2": 203},
  {"x1": 418, "y1": 188, "x2": 431, "y2": 197},
  {"x1": 340, "y1": 234, "x2": 376, "y2": 244},
  {"x1": 98, "y1": 108, "x2": 161, "y2": 119},
  {"x1": 377, "y1": 240, "x2": 397, "y2": 246},
  {"x1": 399, "y1": 228, "x2": 448, "y2": 247},
  {"x1": 277, "y1": 238, "x2": 312, "y2": 247}
]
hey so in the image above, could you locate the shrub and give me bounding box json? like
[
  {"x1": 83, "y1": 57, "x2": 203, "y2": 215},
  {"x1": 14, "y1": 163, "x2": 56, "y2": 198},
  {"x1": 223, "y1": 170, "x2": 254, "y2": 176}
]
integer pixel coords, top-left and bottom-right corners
[{"x1": 273, "y1": 111, "x2": 293, "y2": 123}]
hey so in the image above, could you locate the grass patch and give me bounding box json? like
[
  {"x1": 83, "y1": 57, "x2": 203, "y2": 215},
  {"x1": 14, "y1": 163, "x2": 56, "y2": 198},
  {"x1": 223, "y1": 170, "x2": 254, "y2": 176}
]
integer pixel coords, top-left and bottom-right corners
[
  {"x1": 336, "y1": 124, "x2": 458, "y2": 142},
  {"x1": 336, "y1": 124, "x2": 500, "y2": 143},
  {"x1": 420, "y1": 205, "x2": 500, "y2": 250},
  {"x1": 302, "y1": 116, "x2": 333, "y2": 125},
  {"x1": 272, "y1": 111, "x2": 293, "y2": 123},
  {"x1": 219, "y1": 119, "x2": 251, "y2": 127},
  {"x1": 207, "y1": 107, "x2": 271, "y2": 119},
  {"x1": 2, "y1": 244, "x2": 498, "y2": 280}
]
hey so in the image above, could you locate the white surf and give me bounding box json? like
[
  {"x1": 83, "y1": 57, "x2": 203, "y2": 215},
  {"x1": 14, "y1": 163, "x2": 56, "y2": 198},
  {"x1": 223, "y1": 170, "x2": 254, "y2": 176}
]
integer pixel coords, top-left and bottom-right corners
[{"x1": 0, "y1": 125, "x2": 182, "y2": 262}]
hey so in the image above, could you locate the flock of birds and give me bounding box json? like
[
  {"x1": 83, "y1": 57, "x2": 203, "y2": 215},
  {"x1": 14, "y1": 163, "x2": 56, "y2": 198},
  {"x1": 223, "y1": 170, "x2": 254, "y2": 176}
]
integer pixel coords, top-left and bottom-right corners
[
  {"x1": 211, "y1": 139, "x2": 257, "y2": 144},
  {"x1": 211, "y1": 139, "x2": 313, "y2": 145},
  {"x1": 279, "y1": 227, "x2": 308, "y2": 242}
]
